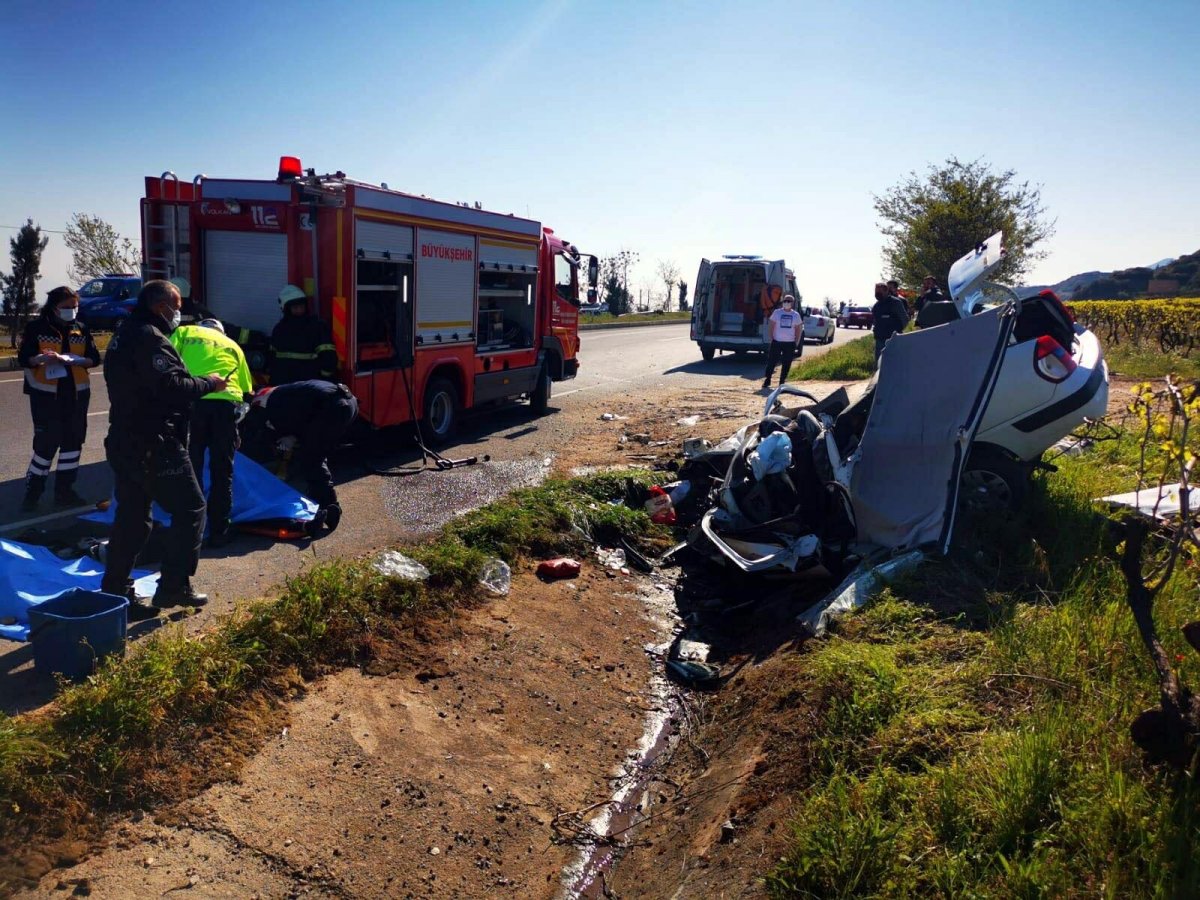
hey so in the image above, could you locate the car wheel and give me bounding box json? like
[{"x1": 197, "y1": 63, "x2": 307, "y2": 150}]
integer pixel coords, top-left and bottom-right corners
[
  {"x1": 530, "y1": 364, "x2": 551, "y2": 414},
  {"x1": 960, "y1": 449, "x2": 1029, "y2": 512},
  {"x1": 701, "y1": 345, "x2": 716, "y2": 361},
  {"x1": 422, "y1": 377, "x2": 460, "y2": 446}
]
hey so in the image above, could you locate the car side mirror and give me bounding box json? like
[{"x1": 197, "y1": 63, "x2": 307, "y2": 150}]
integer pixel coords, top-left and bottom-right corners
[
  {"x1": 587, "y1": 255, "x2": 599, "y2": 288},
  {"x1": 587, "y1": 287, "x2": 597, "y2": 303}
]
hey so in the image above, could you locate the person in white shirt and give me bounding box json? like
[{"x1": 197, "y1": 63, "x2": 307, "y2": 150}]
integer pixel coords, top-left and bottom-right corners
[{"x1": 762, "y1": 294, "x2": 804, "y2": 390}]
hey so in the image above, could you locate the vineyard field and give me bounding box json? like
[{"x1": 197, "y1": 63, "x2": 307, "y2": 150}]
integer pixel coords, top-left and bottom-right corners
[{"x1": 1070, "y1": 297, "x2": 1200, "y2": 356}]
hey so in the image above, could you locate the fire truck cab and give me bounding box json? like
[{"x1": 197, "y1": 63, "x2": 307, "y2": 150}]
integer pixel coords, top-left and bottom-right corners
[{"x1": 141, "y1": 157, "x2": 597, "y2": 441}]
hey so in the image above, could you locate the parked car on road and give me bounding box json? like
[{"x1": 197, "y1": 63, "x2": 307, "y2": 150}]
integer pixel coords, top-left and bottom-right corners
[
  {"x1": 802, "y1": 307, "x2": 835, "y2": 344},
  {"x1": 580, "y1": 303, "x2": 606, "y2": 315},
  {"x1": 840, "y1": 305, "x2": 873, "y2": 329},
  {"x1": 77, "y1": 274, "x2": 141, "y2": 330}
]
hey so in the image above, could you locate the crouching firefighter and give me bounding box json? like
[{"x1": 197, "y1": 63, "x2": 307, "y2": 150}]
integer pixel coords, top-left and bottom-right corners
[
  {"x1": 244, "y1": 380, "x2": 358, "y2": 533},
  {"x1": 100, "y1": 281, "x2": 229, "y2": 619}
]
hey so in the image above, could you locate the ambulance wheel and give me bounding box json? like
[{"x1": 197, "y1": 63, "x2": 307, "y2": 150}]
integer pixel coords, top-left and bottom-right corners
[
  {"x1": 960, "y1": 447, "x2": 1028, "y2": 513},
  {"x1": 530, "y1": 364, "x2": 551, "y2": 414},
  {"x1": 422, "y1": 378, "x2": 459, "y2": 446},
  {"x1": 701, "y1": 346, "x2": 715, "y2": 361}
]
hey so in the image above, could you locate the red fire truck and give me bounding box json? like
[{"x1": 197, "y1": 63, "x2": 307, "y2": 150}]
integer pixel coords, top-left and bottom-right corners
[{"x1": 140, "y1": 156, "x2": 597, "y2": 441}]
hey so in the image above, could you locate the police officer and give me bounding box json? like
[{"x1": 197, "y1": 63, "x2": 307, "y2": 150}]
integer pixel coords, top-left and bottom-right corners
[
  {"x1": 170, "y1": 318, "x2": 254, "y2": 548},
  {"x1": 100, "y1": 280, "x2": 229, "y2": 617},
  {"x1": 247, "y1": 379, "x2": 358, "y2": 532},
  {"x1": 17, "y1": 286, "x2": 101, "y2": 511},
  {"x1": 268, "y1": 285, "x2": 337, "y2": 384}
]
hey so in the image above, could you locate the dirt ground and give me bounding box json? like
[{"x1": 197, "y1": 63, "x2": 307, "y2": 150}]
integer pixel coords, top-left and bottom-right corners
[{"x1": 14, "y1": 379, "x2": 783, "y2": 899}]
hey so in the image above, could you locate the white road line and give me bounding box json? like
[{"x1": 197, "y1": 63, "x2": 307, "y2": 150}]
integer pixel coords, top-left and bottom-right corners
[
  {"x1": 88, "y1": 410, "x2": 108, "y2": 417},
  {"x1": 0, "y1": 377, "x2": 24, "y2": 384},
  {"x1": 0, "y1": 504, "x2": 96, "y2": 533}
]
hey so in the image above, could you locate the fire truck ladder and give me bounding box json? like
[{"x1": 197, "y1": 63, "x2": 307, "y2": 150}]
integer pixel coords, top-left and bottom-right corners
[{"x1": 143, "y1": 172, "x2": 199, "y2": 281}]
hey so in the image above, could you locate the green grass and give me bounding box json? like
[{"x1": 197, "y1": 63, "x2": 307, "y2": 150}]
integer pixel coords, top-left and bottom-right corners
[
  {"x1": 0, "y1": 470, "x2": 663, "y2": 861},
  {"x1": 789, "y1": 335, "x2": 875, "y2": 381},
  {"x1": 1105, "y1": 344, "x2": 1200, "y2": 381},
  {"x1": 580, "y1": 310, "x2": 691, "y2": 326},
  {"x1": 766, "y1": 439, "x2": 1200, "y2": 898}
]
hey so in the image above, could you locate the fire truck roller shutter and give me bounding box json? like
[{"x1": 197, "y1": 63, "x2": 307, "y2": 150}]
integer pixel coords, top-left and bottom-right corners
[
  {"x1": 205, "y1": 230, "x2": 289, "y2": 334},
  {"x1": 416, "y1": 228, "x2": 476, "y2": 345},
  {"x1": 356, "y1": 220, "x2": 414, "y2": 260},
  {"x1": 478, "y1": 238, "x2": 537, "y2": 270}
]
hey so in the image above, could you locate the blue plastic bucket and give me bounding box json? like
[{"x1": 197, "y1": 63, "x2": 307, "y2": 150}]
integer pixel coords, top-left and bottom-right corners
[{"x1": 27, "y1": 589, "x2": 129, "y2": 680}]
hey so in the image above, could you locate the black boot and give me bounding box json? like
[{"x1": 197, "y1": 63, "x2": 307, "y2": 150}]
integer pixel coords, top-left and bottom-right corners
[
  {"x1": 102, "y1": 579, "x2": 159, "y2": 622},
  {"x1": 153, "y1": 579, "x2": 210, "y2": 610},
  {"x1": 21, "y1": 474, "x2": 46, "y2": 513}
]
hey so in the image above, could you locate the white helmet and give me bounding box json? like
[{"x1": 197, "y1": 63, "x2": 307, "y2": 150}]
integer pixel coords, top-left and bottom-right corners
[
  {"x1": 198, "y1": 318, "x2": 225, "y2": 334},
  {"x1": 278, "y1": 284, "x2": 307, "y2": 311}
]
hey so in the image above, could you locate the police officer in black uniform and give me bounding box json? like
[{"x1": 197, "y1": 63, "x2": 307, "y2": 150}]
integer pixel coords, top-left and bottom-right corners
[
  {"x1": 246, "y1": 379, "x2": 357, "y2": 532},
  {"x1": 268, "y1": 284, "x2": 337, "y2": 385},
  {"x1": 100, "y1": 280, "x2": 229, "y2": 618}
]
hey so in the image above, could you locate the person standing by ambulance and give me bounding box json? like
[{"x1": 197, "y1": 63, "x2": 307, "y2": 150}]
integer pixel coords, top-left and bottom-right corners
[
  {"x1": 170, "y1": 318, "x2": 254, "y2": 547},
  {"x1": 17, "y1": 287, "x2": 100, "y2": 511},
  {"x1": 761, "y1": 294, "x2": 804, "y2": 390},
  {"x1": 268, "y1": 285, "x2": 337, "y2": 385}
]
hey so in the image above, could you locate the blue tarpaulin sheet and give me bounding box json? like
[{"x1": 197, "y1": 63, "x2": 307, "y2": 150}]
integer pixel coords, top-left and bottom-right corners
[
  {"x1": 81, "y1": 451, "x2": 318, "y2": 528},
  {"x1": 0, "y1": 540, "x2": 157, "y2": 642}
]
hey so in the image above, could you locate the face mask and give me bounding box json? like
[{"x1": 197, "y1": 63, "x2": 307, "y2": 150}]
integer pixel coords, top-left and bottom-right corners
[
  {"x1": 57, "y1": 307, "x2": 78, "y2": 322},
  {"x1": 162, "y1": 308, "x2": 182, "y2": 332}
]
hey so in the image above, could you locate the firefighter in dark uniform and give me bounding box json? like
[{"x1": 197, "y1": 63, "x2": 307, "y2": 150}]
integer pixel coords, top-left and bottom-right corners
[
  {"x1": 268, "y1": 284, "x2": 337, "y2": 384},
  {"x1": 100, "y1": 280, "x2": 229, "y2": 618},
  {"x1": 17, "y1": 286, "x2": 101, "y2": 511},
  {"x1": 246, "y1": 380, "x2": 358, "y2": 532}
]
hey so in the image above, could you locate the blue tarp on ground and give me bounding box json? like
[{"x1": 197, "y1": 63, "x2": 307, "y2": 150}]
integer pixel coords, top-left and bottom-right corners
[
  {"x1": 81, "y1": 451, "x2": 318, "y2": 528},
  {"x1": 0, "y1": 540, "x2": 157, "y2": 641}
]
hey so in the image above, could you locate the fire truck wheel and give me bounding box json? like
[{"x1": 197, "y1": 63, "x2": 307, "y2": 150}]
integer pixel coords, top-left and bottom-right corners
[
  {"x1": 530, "y1": 364, "x2": 551, "y2": 414},
  {"x1": 422, "y1": 377, "x2": 460, "y2": 445},
  {"x1": 701, "y1": 345, "x2": 716, "y2": 361}
]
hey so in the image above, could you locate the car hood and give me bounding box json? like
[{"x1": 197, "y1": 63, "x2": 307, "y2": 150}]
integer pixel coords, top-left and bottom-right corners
[{"x1": 948, "y1": 230, "x2": 1006, "y2": 315}]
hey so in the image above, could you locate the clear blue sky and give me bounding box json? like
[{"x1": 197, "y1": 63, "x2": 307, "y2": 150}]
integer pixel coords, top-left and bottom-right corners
[{"x1": 2, "y1": 0, "x2": 1197, "y2": 306}]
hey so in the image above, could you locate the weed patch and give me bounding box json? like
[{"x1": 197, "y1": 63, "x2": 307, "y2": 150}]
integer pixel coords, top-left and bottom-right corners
[{"x1": 789, "y1": 335, "x2": 875, "y2": 381}]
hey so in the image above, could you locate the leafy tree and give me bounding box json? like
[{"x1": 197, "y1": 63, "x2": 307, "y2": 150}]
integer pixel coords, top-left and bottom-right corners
[
  {"x1": 656, "y1": 260, "x2": 680, "y2": 311},
  {"x1": 603, "y1": 273, "x2": 630, "y2": 316},
  {"x1": 677, "y1": 279, "x2": 688, "y2": 311},
  {"x1": 64, "y1": 213, "x2": 140, "y2": 283},
  {"x1": 2, "y1": 219, "x2": 49, "y2": 347},
  {"x1": 873, "y1": 157, "x2": 1055, "y2": 288}
]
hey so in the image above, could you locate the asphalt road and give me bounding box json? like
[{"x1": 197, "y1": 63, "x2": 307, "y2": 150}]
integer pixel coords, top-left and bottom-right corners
[{"x1": 0, "y1": 321, "x2": 859, "y2": 710}]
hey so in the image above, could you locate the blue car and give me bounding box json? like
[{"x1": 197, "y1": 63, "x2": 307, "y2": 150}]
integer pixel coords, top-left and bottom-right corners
[{"x1": 77, "y1": 275, "x2": 142, "y2": 330}]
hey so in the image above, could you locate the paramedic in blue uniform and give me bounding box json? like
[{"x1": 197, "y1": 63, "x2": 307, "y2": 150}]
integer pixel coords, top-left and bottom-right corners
[
  {"x1": 268, "y1": 284, "x2": 338, "y2": 385},
  {"x1": 17, "y1": 286, "x2": 100, "y2": 511},
  {"x1": 100, "y1": 280, "x2": 228, "y2": 618},
  {"x1": 248, "y1": 380, "x2": 358, "y2": 532},
  {"x1": 762, "y1": 294, "x2": 804, "y2": 390}
]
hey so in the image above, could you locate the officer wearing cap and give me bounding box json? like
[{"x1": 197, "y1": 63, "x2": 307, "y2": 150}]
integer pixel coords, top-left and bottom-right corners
[
  {"x1": 268, "y1": 285, "x2": 337, "y2": 385},
  {"x1": 244, "y1": 380, "x2": 358, "y2": 532},
  {"x1": 170, "y1": 318, "x2": 255, "y2": 547},
  {"x1": 100, "y1": 280, "x2": 229, "y2": 618}
]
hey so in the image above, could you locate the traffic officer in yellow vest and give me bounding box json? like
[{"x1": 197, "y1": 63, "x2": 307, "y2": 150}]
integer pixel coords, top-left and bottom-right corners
[
  {"x1": 170, "y1": 318, "x2": 255, "y2": 547},
  {"x1": 17, "y1": 286, "x2": 101, "y2": 511},
  {"x1": 268, "y1": 285, "x2": 337, "y2": 384}
]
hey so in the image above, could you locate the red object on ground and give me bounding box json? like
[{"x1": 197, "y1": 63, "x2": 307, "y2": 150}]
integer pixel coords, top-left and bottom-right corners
[
  {"x1": 537, "y1": 558, "x2": 582, "y2": 579},
  {"x1": 644, "y1": 486, "x2": 677, "y2": 525}
]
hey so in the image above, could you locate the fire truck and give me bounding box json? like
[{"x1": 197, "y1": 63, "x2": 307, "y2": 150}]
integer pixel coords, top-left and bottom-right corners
[{"x1": 140, "y1": 156, "x2": 597, "y2": 441}]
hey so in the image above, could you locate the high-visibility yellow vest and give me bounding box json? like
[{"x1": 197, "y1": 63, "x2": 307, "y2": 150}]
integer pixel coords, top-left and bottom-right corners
[{"x1": 169, "y1": 325, "x2": 254, "y2": 402}]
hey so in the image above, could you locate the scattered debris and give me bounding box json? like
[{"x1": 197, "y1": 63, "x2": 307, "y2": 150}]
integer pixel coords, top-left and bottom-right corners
[
  {"x1": 373, "y1": 551, "x2": 432, "y2": 581},
  {"x1": 629, "y1": 433, "x2": 652, "y2": 445},
  {"x1": 675, "y1": 415, "x2": 700, "y2": 427},
  {"x1": 478, "y1": 558, "x2": 512, "y2": 595},
  {"x1": 681, "y1": 438, "x2": 712, "y2": 459},
  {"x1": 644, "y1": 486, "x2": 677, "y2": 525},
  {"x1": 1099, "y1": 483, "x2": 1186, "y2": 521},
  {"x1": 599, "y1": 413, "x2": 626, "y2": 421},
  {"x1": 597, "y1": 548, "x2": 626, "y2": 570},
  {"x1": 536, "y1": 558, "x2": 582, "y2": 579},
  {"x1": 665, "y1": 659, "x2": 722, "y2": 689}
]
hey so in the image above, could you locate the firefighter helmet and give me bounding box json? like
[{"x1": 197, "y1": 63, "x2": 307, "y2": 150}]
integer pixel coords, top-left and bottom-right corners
[
  {"x1": 278, "y1": 284, "x2": 307, "y2": 311},
  {"x1": 169, "y1": 277, "x2": 191, "y2": 299},
  {"x1": 198, "y1": 318, "x2": 225, "y2": 334}
]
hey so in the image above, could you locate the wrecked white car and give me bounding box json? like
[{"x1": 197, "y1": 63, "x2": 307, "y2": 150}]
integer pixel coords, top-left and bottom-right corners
[
  {"x1": 923, "y1": 232, "x2": 1110, "y2": 509},
  {"x1": 689, "y1": 299, "x2": 1017, "y2": 579}
]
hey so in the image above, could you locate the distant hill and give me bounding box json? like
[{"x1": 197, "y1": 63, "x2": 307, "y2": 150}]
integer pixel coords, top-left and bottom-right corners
[{"x1": 1018, "y1": 250, "x2": 1199, "y2": 300}]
